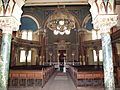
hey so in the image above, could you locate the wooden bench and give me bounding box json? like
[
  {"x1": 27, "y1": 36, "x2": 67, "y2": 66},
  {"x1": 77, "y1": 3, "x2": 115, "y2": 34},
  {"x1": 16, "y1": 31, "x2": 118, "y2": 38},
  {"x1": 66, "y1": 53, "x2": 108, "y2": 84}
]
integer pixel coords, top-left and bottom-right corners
[
  {"x1": 9, "y1": 65, "x2": 55, "y2": 88},
  {"x1": 76, "y1": 71, "x2": 104, "y2": 86},
  {"x1": 68, "y1": 65, "x2": 104, "y2": 87}
]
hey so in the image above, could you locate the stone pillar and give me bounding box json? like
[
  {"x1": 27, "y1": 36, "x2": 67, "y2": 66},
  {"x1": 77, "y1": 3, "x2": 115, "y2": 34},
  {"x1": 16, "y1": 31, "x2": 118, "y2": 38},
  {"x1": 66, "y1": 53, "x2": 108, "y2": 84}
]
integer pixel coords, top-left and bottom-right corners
[
  {"x1": 0, "y1": 0, "x2": 24, "y2": 89},
  {"x1": 10, "y1": 43, "x2": 15, "y2": 67},
  {"x1": 89, "y1": 0, "x2": 118, "y2": 89},
  {"x1": 101, "y1": 25, "x2": 115, "y2": 90},
  {"x1": 93, "y1": 15, "x2": 117, "y2": 90},
  {"x1": 0, "y1": 17, "x2": 20, "y2": 90}
]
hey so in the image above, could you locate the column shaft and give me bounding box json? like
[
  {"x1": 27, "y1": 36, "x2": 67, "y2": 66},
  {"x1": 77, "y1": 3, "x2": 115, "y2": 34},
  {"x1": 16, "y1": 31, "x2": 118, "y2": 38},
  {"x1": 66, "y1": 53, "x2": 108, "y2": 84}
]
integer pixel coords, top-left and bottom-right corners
[
  {"x1": 88, "y1": 0, "x2": 117, "y2": 89},
  {"x1": 101, "y1": 33, "x2": 115, "y2": 90},
  {"x1": 10, "y1": 43, "x2": 15, "y2": 67},
  {"x1": 0, "y1": 33, "x2": 12, "y2": 90}
]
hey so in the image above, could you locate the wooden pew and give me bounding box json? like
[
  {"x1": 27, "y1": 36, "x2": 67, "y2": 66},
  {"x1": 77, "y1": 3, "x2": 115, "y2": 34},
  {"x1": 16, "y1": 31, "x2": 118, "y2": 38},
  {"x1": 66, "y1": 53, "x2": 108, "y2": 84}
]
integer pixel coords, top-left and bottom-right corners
[
  {"x1": 9, "y1": 70, "x2": 44, "y2": 87},
  {"x1": 9, "y1": 65, "x2": 55, "y2": 88},
  {"x1": 68, "y1": 65, "x2": 104, "y2": 87}
]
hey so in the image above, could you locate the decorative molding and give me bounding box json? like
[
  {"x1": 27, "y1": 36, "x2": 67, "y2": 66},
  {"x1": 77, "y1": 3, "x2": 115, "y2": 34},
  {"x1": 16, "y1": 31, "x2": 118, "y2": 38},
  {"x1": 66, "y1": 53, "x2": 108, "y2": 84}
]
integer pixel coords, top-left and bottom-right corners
[
  {"x1": 93, "y1": 14, "x2": 118, "y2": 33},
  {"x1": 0, "y1": 0, "x2": 24, "y2": 23},
  {"x1": 0, "y1": 16, "x2": 20, "y2": 34}
]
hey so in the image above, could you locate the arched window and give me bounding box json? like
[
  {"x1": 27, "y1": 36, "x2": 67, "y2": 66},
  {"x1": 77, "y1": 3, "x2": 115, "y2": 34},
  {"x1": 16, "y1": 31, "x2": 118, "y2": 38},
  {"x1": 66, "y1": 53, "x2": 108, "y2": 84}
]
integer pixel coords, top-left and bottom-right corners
[
  {"x1": 92, "y1": 30, "x2": 101, "y2": 40},
  {"x1": 27, "y1": 50, "x2": 32, "y2": 62},
  {"x1": 28, "y1": 31, "x2": 32, "y2": 40},
  {"x1": 22, "y1": 31, "x2": 27, "y2": 39},
  {"x1": 93, "y1": 50, "x2": 103, "y2": 62},
  {"x1": 20, "y1": 30, "x2": 32, "y2": 63},
  {"x1": 21, "y1": 30, "x2": 32, "y2": 40},
  {"x1": 92, "y1": 29, "x2": 103, "y2": 62},
  {"x1": 20, "y1": 50, "x2": 26, "y2": 62}
]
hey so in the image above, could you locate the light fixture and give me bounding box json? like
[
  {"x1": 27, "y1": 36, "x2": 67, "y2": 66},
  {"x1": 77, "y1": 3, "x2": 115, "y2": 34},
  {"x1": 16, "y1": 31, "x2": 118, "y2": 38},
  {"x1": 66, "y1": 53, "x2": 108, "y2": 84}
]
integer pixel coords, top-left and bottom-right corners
[
  {"x1": 59, "y1": 20, "x2": 65, "y2": 25},
  {"x1": 46, "y1": 6, "x2": 75, "y2": 35},
  {"x1": 54, "y1": 30, "x2": 59, "y2": 35},
  {"x1": 64, "y1": 30, "x2": 70, "y2": 35},
  {"x1": 59, "y1": 31, "x2": 64, "y2": 35}
]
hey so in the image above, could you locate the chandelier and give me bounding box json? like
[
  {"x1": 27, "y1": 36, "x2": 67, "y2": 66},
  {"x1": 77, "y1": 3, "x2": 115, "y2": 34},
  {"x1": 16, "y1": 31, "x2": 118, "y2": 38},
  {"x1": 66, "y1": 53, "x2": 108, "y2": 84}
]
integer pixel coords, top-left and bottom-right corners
[{"x1": 46, "y1": 7, "x2": 75, "y2": 35}]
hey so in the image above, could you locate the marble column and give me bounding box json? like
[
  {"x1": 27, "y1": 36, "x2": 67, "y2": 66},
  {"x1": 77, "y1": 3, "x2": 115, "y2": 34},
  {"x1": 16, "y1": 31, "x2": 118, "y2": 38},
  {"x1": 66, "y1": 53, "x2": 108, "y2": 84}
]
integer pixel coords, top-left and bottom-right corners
[
  {"x1": 0, "y1": 0, "x2": 24, "y2": 89},
  {"x1": 93, "y1": 15, "x2": 118, "y2": 90},
  {"x1": 10, "y1": 43, "x2": 15, "y2": 67},
  {"x1": 88, "y1": 0, "x2": 118, "y2": 89},
  {"x1": 0, "y1": 17, "x2": 20, "y2": 90}
]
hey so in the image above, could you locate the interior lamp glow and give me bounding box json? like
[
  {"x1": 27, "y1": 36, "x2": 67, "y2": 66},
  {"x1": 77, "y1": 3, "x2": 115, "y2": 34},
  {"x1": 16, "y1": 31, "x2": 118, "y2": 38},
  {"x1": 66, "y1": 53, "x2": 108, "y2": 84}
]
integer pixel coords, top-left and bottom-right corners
[
  {"x1": 54, "y1": 30, "x2": 59, "y2": 35},
  {"x1": 64, "y1": 26, "x2": 67, "y2": 30},
  {"x1": 65, "y1": 30, "x2": 70, "y2": 35},
  {"x1": 57, "y1": 26, "x2": 61, "y2": 30},
  {"x1": 59, "y1": 31, "x2": 64, "y2": 35},
  {"x1": 59, "y1": 20, "x2": 64, "y2": 25}
]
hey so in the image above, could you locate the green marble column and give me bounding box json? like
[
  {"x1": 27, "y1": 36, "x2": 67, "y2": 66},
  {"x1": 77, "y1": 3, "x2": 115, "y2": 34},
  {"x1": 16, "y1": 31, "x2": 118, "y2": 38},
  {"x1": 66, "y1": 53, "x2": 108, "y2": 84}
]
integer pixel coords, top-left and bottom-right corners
[
  {"x1": 101, "y1": 33, "x2": 115, "y2": 90},
  {"x1": 88, "y1": 0, "x2": 117, "y2": 89},
  {"x1": 0, "y1": 0, "x2": 24, "y2": 89},
  {"x1": 0, "y1": 33, "x2": 12, "y2": 90}
]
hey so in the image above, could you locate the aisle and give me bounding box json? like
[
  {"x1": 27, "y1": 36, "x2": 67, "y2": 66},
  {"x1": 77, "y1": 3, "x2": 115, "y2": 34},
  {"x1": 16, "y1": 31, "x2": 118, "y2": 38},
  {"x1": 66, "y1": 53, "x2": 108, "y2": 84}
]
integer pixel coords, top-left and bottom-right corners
[{"x1": 42, "y1": 72, "x2": 76, "y2": 90}]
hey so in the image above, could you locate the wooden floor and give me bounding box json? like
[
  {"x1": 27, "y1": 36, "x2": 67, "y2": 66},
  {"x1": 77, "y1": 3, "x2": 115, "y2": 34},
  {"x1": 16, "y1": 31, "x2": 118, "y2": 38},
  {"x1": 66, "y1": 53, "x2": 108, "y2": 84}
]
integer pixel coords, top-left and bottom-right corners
[{"x1": 8, "y1": 71, "x2": 120, "y2": 90}]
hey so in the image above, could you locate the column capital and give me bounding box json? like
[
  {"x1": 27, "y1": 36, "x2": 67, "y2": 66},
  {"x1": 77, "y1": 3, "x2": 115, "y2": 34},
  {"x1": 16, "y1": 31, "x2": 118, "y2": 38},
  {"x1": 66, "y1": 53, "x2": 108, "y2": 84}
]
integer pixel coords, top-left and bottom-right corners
[
  {"x1": 0, "y1": 16, "x2": 20, "y2": 34},
  {"x1": 93, "y1": 14, "x2": 118, "y2": 33}
]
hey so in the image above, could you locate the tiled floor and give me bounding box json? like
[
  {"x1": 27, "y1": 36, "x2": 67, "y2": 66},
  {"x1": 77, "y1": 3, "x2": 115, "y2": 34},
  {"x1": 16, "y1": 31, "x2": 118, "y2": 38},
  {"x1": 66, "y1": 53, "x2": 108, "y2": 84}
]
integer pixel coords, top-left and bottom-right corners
[{"x1": 8, "y1": 72, "x2": 120, "y2": 90}]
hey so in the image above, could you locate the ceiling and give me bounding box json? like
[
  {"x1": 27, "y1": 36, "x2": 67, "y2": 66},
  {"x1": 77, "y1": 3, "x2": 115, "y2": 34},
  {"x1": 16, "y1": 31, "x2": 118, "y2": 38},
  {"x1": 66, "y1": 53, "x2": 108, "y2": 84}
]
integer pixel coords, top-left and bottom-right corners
[{"x1": 25, "y1": 0, "x2": 120, "y2": 6}]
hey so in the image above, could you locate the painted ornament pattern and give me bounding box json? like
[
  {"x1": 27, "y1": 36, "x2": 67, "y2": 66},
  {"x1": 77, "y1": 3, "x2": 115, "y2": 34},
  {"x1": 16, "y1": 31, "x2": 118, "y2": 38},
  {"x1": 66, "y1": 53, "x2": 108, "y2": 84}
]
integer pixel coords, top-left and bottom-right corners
[
  {"x1": 96, "y1": 0, "x2": 114, "y2": 14},
  {"x1": 0, "y1": 0, "x2": 15, "y2": 16}
]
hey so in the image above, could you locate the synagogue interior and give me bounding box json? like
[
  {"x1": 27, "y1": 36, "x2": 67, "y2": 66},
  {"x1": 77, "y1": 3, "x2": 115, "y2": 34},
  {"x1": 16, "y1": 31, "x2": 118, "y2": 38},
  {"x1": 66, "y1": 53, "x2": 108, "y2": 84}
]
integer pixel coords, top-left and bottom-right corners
[{"x1": 0, "y1": 0, "x2": 120, "y2": 90}]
